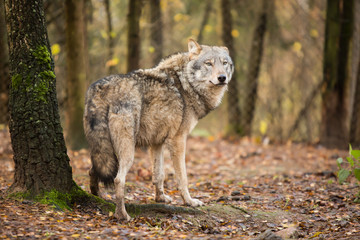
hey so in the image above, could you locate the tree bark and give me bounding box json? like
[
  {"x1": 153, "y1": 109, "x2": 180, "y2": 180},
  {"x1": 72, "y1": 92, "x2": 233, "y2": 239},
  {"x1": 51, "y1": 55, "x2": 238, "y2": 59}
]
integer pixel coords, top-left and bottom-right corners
[
  {"x1": 243, "y1": 0, "x2": 268, "y2": 136},
  {"x1": 65, "y1": 0, "x2": 87, "y2": 150},
  {"x1": 350, "y1": 0, "x2": 360, "y2": 148},
  {"x1": 127, "y1": 0, "x2": 142, "y2": 72},
  {"x1": 5, "y1": 0, "x2": 74, "y2": 195},
  {"x1": 350, "y1": 59, "x2": 360, "y2": 148},
  {"x1": 0, "y1": 0, "x2": 10, "y2": 125},
  {"x1": 150, "y1": 0, "x2": 163, "y2": 66},
  {"x1": 320, "y1": 0, "x2": 353, "y2": 148},
  {"x1": 221, "y1": 0, "x2": 242, "y2": 136}
]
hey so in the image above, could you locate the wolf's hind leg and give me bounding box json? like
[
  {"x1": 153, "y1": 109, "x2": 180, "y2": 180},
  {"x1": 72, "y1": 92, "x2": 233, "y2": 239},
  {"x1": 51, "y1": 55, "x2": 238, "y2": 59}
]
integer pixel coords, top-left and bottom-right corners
[
  {"x1": 89, "y1": 167, "x2": 100, "y2": 196},
  {"x1": 109, "y1": 110, "x2": 135, "y2": 221},
  {"x1": 151, "y1": 144, "x2": 172, "y2": 203}
]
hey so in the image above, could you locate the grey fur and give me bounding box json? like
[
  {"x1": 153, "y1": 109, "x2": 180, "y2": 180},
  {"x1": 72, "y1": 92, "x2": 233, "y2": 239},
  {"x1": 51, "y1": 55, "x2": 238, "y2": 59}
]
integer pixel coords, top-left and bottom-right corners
[{"x1": 84, "y1": 39, "x2": 233, "y2": 220}]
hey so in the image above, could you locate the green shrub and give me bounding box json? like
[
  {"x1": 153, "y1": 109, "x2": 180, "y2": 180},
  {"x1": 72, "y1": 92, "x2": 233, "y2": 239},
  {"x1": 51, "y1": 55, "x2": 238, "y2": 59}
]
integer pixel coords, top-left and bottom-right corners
[{"x1": 337, "y1": 145, "x2": 360, "y2": 202}]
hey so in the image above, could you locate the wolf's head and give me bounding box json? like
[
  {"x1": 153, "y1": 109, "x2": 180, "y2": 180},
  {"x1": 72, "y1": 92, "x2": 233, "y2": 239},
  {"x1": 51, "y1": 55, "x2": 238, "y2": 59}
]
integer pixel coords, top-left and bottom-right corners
[{"x1": 186, "y1": 39, "x2": 234, "y2": 88}]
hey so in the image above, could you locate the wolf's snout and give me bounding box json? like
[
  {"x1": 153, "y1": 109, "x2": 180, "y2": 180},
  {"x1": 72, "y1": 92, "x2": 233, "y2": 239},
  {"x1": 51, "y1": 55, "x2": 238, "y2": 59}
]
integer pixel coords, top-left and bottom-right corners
[{"x1": 218, "y1": 74, "x2": 227, "y2": 83}]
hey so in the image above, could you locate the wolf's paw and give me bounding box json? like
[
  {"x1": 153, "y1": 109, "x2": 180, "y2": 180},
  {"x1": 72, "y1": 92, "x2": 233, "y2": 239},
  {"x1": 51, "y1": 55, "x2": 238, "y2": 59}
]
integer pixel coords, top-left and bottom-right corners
[
  {"x1": 186, "y1": 198, "x2": 204, "y2": 207},
  {"x1": 156, "y1": 194, "x2": 173, "y2": 203},
  {"x1": 114, "y1": 211, "x2": 132, "y2": 221}
]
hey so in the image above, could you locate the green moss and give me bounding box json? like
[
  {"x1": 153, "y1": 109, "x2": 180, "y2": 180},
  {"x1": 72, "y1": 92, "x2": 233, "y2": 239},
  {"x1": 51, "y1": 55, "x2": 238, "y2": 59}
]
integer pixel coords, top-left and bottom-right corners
[
  {"x1": 36, "y1": 189, "x2": 72, "y2": 210},
  {"x1": 11, "y1": 74, "x2": 22, "y2": 90},
  {"x1": 32, "y1": 45, "x2": 52, "y2": 69},
  {"x1": 34, "y1": 185, "x2": 115, "y2": 213},
  {"x1": 7, "y1": 184, "x2": 115, "y2": 214},
  {"x1": 11, "y1": 46, "x2": 56, "y2": 103},
  {"x1": 8, "y1": 191, "x2": 31, "y2": 201},
  {"x1": 33, "y1": 70, "x2": 55, "y2": 103}
]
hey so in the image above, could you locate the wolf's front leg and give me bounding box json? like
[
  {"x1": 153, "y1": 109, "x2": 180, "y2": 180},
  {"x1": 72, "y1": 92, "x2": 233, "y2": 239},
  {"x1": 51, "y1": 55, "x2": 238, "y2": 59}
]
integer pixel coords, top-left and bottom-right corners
[
  {"x1": 151, "y1": 144, "x2": 172, "y2": 203},
  {"x1": 169, "y1": 136, "x2": 204, "y2": 207}
]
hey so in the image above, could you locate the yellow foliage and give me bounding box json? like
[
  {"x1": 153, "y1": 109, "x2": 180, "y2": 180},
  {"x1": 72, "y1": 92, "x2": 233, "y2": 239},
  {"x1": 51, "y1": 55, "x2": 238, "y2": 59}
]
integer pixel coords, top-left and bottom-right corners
[
  {"x1": 105, "y1": 57, "x2": 119, "y2": 67},
  {"x1": 204, "y1": 24, "x2": 213, "y2": 33},
  {"x1": 148, "y1": 46, "x2": 155, "y2": 53},
  {"x1": 51, "y1": 44, "x2": 61, "y2": 56},
  {"x1": 110, "y1": 31, "x2": 116, "y2": 38},
  {"x1": 259, "y1": 120, "x2": 268, "y2": 135},
  {"x1": 174, "y1": 13, "x2": 183, "y2": 22},
  {"x1": 292, "y1": 41, "x2": 302, "y2": 53},
  {"x1": 310, "y1": 29, "x2": 319, "y2": 38},
  {"x1": 231, "y1": 29, "x2": 239, "y2": 38},
  {"x1": 100, "y1": 30, "x2": 107, "y2": 39},
  {"x1": 160, "y1": 0, "x2": 167, "y2": 11},
  {"x1": 283, "y1": 98, "x2": 293, "y2": 111}
]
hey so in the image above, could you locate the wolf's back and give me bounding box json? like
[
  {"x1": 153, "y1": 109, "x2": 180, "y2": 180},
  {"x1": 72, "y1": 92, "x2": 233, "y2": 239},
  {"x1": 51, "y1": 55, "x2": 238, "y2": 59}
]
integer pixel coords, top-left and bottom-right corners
[{"x1": 84, "y1": 77, "x2": 119, "y2": 186}]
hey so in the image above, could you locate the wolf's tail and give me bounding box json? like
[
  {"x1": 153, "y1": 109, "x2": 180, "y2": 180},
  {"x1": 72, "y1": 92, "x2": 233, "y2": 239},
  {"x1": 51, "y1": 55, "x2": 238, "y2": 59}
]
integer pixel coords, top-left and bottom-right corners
[{"x1": 91, "y1": 149, "x2": 119, "y2": 187}]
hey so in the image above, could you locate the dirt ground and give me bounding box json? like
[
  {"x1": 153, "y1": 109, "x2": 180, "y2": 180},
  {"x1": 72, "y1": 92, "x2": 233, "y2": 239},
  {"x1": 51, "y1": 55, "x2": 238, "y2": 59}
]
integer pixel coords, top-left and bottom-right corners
[{"x1": 0, "y1": 129, "x2": 359, "y2": 239}]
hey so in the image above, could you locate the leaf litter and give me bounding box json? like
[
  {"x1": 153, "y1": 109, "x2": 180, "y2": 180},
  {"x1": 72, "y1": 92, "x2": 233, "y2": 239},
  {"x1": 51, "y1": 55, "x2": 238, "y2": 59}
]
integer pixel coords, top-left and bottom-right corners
[{"x1": 0, "y1": 129, "x2": 359, "y2": 239}]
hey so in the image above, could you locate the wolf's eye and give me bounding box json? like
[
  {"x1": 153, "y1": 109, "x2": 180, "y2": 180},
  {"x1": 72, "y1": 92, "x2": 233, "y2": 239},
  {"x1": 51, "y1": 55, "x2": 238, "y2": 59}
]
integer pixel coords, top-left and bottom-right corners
[
  {"x1": 223, "y1": 61, "x2": 228, "y2": 66},
  {"x1": 205, "y1": 61, "x2": 212, "y2": 67}
]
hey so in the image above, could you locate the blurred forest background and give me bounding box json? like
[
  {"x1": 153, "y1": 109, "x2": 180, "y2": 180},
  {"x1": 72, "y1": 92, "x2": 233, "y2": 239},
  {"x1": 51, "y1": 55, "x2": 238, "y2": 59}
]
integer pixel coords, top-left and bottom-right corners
[{"x1": 1, "y1": 0, "x2": 360, "y2": 149}]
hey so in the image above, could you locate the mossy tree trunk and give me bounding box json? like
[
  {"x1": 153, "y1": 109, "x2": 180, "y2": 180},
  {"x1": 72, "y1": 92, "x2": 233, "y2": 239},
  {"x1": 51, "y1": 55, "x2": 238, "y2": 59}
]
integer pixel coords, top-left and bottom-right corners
[
  {"x1": 221, "y1": 0, "x2": 242, "y2": 136},
  {"x1": 65, "y1": 0, "x2": 87, "y2": 150},
  {"x1": 0, "y1": 0, "x2": 10, "y2": 125},
  {"x1": 127, "y1": 0, "x2": 142, "y2": 72},
  {"x1": 320, "y1": 0, "x2": 353, "y2": 148},
  {"x1": 150, "y1": 0, "x2": 163, "y2": 66},
  {"x1": 242, "y1": 0, "x2": 268, "y2": 136},
  {"x1": 5, "y1": 0, "x2": 75, "y2": 195}
]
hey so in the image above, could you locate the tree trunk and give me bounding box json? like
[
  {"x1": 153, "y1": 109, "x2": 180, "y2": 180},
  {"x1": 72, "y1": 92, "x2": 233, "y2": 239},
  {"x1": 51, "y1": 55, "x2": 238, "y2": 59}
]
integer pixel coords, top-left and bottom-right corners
[
  {"x1": 320, "y1": 0, "x2": 353, "y2": 148},
  {"x1": 0, "y1": 0, "x2": 10, "y2": 125},
  {"x1": 221, "y1": 0, "x2": 242, "y2": 136},
  {"x1": 350, "y1": 59, "x2": 360, "y2": 148},
  {"x1": 243, "y1": 0, "x2": 268, "y2": 136},
  {"x1": 104, "y1": 0, "x2": 116, "y2": 74},
  {"x1": 150, "y1": 0, "x2": 163, "y2": 66},
  {"x1": 127, "y1": 0, "x2": 142, "y2": 72},
  {"x1": 65, "y1": 0, "x2": 87, "y2": 150},
  {"x1": 350, "y1": 0, "x2": 360, "y2": 148},
  {"x1": 197, "y1": 0, "x2": 212, "y2": 44},
  {"x1": 5, "y1": 0, "x2": 75, "y2": 195}
]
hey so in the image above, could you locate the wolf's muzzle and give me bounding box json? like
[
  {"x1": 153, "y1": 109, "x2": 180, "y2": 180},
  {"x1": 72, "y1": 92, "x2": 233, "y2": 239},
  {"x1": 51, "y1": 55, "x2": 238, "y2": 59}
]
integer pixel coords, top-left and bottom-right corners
[{"x1": 218, "y1": 74, "x2": 227, "y2": 83}]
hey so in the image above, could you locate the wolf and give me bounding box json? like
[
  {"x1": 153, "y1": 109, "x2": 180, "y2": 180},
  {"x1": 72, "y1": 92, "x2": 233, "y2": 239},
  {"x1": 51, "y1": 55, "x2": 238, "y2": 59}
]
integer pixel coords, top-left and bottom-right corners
[{"x1": 83, "y1": 39, "x2": 233, "y2": 220}]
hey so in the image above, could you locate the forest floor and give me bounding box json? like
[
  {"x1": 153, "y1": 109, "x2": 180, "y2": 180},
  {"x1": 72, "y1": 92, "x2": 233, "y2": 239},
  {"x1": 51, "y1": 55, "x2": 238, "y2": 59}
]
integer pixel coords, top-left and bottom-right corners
[{"x1": 0, "y1": 129, "x2": 359, "y2": 239}]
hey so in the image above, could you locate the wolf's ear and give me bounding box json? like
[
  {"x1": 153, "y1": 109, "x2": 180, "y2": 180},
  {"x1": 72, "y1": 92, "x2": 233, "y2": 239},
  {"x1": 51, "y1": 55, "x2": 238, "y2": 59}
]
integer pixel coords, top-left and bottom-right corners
[
  {"x1": 221, "y1": 46, "x2": 229, "y2": 54},
  {"x1": 188, "y1": 39, "x2": 202, "y2": 59}
]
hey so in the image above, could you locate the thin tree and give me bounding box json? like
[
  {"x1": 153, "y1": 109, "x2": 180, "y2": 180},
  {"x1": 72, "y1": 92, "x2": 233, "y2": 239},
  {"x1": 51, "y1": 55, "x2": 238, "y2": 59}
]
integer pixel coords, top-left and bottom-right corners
[
  {"x1": 104, "y1": 0, "x2": 116, "y2": 74},
  {"x1": 221, "y1": 0, "x2": 242, "y2": 135},
  {"x1": 320, "y1": 0, "x2": 353, "y2": 148},
  {"x1": 350, "y1": 59, "x2": 360, "y2": 148},
  {"x1": 242, "y1": 0, "x2": 268, "y2": 136},
  {"x1": 350, "y1": 0, "x2": 360, "y2": 148},
  {"x1": 197, "y1": 0, "x2": 212, "y2": 44},
  {"x1": 0, "y1": 0, "x2": 9, "y2": 125},
  {"x1": 5, "y1": 0, "x2": 75, "y2": 195},
  {"x1": 127, "y1": 0, "x2": 142, "y2": 72},
  {"x1": 150, "y1": 0, "x2": 163, "y2": 66},
  {"x1": 65, "y1": 0, "x2": 87, "y2": 150}
]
